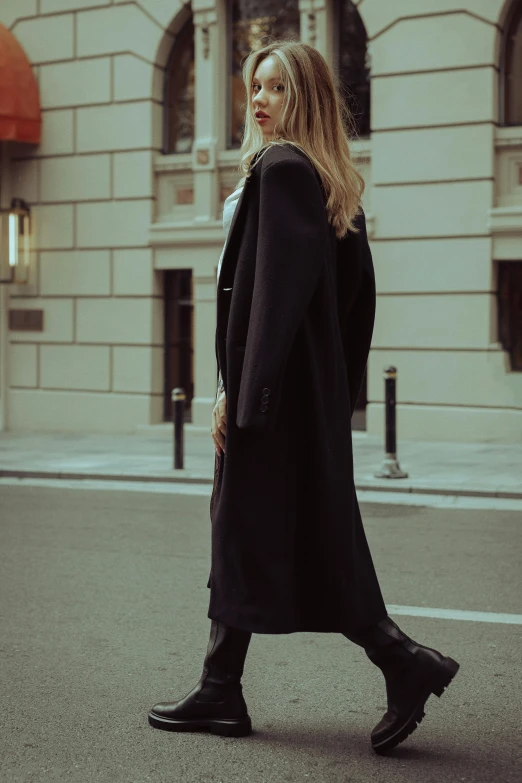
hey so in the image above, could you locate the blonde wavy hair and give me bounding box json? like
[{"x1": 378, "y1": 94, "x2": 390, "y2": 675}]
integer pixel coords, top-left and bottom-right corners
[{"x1": 235, "y1": 39, "x2": 365, "y2": 239}]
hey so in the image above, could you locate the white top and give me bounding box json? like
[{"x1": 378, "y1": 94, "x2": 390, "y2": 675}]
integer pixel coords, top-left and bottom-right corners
[
  {"x1": 217, "y1": 184, "x2": 244, "y2": 283},
  {"x1": 216, "y1": 184, "x2": 244, "y2": 392}
]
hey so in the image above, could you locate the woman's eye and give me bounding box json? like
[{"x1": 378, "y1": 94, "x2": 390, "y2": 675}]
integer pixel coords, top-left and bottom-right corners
[{"x1": 252, "y1": 84, "x2": 283, "y2": 92}]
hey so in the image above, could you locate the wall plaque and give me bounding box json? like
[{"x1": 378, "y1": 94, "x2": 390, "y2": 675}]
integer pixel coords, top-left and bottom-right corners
[
  {"x1": 176, "y1": 188, "x2": 194, "y2": 205},
  {"x1": 9, "y1": 309, "x2": 44, "y2": 331}
]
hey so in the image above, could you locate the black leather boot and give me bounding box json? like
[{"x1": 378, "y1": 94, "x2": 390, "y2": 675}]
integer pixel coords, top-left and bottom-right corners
[
  {"x1": 148, "y1": 620, "x2": 253, "y2": 737},
  {"x1": 343, "y1": 616, "x2": 460, "y2": 753}
]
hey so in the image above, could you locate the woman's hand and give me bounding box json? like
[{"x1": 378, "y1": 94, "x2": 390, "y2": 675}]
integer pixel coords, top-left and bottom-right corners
[{"x1": 211, "y1": 389, "x2": 227, "y2": 456}]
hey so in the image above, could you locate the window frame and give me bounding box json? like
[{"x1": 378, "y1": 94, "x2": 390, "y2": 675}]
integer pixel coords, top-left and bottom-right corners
[
  {"x1": 163, "y1": 12, "x2": 195, "y2": 155},
  {"x1": 332, "y1": 0, "x2": 371, "y2": 138},
  {"x1": 499, "y1": 1, "x2": 522, "y2": 127}
]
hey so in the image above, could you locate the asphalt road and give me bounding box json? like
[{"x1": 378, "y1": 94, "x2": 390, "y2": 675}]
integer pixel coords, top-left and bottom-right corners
[{"x1": 1, "y1": 482, "x2": 521, "y2": 783}]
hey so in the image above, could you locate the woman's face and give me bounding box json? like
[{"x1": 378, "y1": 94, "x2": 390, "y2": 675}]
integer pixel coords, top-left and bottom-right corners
[{"x1": 252, "y1": 56, "x2": 285, "y2": 139}]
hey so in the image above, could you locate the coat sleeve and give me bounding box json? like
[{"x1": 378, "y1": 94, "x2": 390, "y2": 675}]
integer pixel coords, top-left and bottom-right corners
[
  {"x1": 343, "y1": 211, "x2": 376, "y2": 417},
  {"x1": 236, "y1": 157, "x2": 329, "y2": 432},
  {"x1": 335, "y1": 208, "x2": 376, "y2": 417}
]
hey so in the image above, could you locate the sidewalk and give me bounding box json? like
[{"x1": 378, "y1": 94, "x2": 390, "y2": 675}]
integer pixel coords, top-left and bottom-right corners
[{"x1": 0, "y1": 424, "x2": 520, "y2": 499}]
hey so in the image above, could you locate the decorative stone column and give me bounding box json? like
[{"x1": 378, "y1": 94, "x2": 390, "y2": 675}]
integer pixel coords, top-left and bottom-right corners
[
  {"x1": 189, "y1": 1, "x2": 222, "y2": 426},
  {"x1": 192, "y1": 1, "x2": 220, "y2": 224},
  {"x1": 299, "y1": 0, "x2": 329, "y2": 58}
]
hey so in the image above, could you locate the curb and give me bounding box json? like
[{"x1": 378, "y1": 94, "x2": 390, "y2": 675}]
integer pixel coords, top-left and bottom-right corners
[
  {"x1": 355, "y1": 480, "x2": 522, "y2": 501},
  {"x1": 0, "y1": 469, "x2": 212, "y2": 485},
  {"x1": 1, "y1": 469, "x2": 521, "y2": 500}
]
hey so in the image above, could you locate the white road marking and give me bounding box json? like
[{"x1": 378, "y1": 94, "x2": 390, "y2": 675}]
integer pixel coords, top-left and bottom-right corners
[{"x1": 388, "y1": 605, "x2": 522, "y2": 625}]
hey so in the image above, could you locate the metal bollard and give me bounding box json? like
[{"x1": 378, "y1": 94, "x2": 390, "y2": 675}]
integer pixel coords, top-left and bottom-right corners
[
  {"x1": 374, "y1": 366, "x2": 408, "y2": 479},
  {"x1": 172, "y1": 387, "x2": 186, "y2": 470}
]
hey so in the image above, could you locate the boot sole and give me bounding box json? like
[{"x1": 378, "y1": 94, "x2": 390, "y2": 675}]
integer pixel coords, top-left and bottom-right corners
[
  {"x1": 148, "y1": 710, "x2": 252, "y2": 737},
  {"x1": 371, "y1": 656, "x2": 460, "y2": 754}
]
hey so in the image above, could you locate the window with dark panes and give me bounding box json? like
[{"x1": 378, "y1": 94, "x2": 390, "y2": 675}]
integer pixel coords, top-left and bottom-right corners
[
  {"x1": 333, "y1": 0, "x2": 371, "y2": 137},
  {"x1": 164, "y1": 16, "x2": 195, "y2": 154},
  {"x1": 502, "y1": 2, "x2": 522, "y2": 125},
  {"x1": 228, "y1": 0, "x2": 300, "y2": 149},
  {"x1": 497, "y1": 261, "x2": 522, "y2": 371}
]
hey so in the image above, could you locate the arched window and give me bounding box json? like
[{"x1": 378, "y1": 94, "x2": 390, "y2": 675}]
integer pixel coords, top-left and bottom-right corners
[
  {"x1": 333, "y1": 0, "x2": 370, "y2": 138},
  {"x1": 164, "y1": 16, "x2": 195, "y2": 154},
  {"x1": 501, "y1": 2, "x2": 522, "y2": 125},
  {"x1": 228, "y1": 0, "x2": 300, "y2": 149}
]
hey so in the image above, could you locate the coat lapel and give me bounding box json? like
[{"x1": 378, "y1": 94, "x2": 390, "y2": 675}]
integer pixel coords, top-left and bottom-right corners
[{"x1": 217, "y1": 173, "x2": 252, "y2": 291}]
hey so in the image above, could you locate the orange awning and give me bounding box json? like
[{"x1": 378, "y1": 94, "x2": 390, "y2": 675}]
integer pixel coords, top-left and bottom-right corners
[{"x1": 0, "y1": 24, "x2": 41, "y2": 144}]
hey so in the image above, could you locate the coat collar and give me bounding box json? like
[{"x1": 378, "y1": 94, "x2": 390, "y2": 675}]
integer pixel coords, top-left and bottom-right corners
[
  {"x1": 220, "y1": 176, "x2": 250, "y2": 269},
  {"x1": 217, "y1": 154, "x2": 260, "y2": 289},
  {"x1": 217, "y1": 145, "x2": 324, "y2": 290}
]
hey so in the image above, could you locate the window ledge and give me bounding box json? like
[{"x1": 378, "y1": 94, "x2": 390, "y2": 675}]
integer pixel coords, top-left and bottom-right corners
[
  {"x1": 350, "y1": 137, "x2": 372, "y2": 159},
  {"x1": 488, "y1": 205, "x2": 522, "y2": 234},
  {"x1": 215, "y1": 140, "x2": 373, "y2": 168},
  {"x1": 495, "y1": 126, "x2": 522, "y2": 147},
  {"x1": 149, "y1": 220, "x2": 223, "y2": 248},
  {"x1": 154, "y1": 153, "x2": 193, "y2": 172},
  {"x1": 150, "y1": 211, "x2": 376, "y2": 246},
  {"x1": 155, "y1": 141, "x2": 373, "y2": 172}
]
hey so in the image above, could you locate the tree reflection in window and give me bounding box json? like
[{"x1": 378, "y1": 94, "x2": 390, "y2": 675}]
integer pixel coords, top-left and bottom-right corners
[
  {"x1": 333, "y1": 0, "x2": 370, "y2": 137},
  {"x1": 228, "y1": 0, "x2": 300, "y2": 149},
  {"x1": 502, "y1": 2, "x2": 522, "y2": 125},
  {"x1": 164, "y1": 16, "x2": 195, "y2": 154}
]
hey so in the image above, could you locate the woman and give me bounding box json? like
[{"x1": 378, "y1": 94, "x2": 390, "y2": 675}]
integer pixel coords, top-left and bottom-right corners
[{"x1": 148, "y1": 40, "x2": 459, "y2": 753}]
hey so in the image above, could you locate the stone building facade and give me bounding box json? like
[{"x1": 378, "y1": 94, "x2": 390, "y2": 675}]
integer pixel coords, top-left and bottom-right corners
[{"x1": 0, "y1": 0, "x2": 520, "y2": 442}]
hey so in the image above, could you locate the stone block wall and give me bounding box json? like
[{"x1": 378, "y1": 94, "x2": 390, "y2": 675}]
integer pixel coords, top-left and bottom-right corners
[
  {"x1": 363, "y1": 0, "x2": 522, "y2": 442},
  {"x1": 1, "y1": 0, "x2": 177, "y2": 432},
  {"x1": 0, "y1": 0, "x2": 520, "y2": 441}
]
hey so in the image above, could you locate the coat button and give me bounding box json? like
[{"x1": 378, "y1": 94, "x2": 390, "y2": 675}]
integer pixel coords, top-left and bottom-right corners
[
  {"x1": 262, "y1": 387, "x2": 270, "y2": 394},
  {"x1": 260, "y1": 404, "x2": 268, "y2": 413}
]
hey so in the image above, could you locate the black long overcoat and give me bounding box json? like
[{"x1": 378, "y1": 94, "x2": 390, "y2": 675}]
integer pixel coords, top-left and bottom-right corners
[{"x1": 207, "y1": 143, "x2": 387, "y2": 635}]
